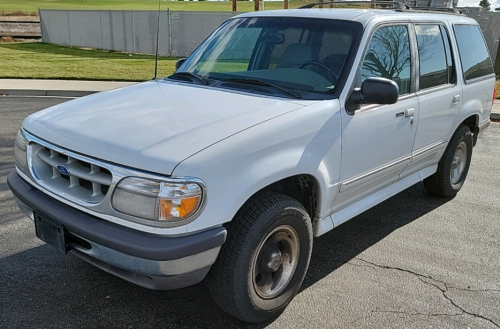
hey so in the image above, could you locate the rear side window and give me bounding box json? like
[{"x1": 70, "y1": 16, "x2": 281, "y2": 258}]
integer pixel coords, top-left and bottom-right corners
[
  {"x1": 453, "y1": 25, "x2": 494, "y2": 81},
  {"x1": 415, "y1": 24, "x2": 454, "y2": 89}
]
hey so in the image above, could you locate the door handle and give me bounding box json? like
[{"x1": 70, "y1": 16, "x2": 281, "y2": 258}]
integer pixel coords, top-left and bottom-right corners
[
  {"x1": 453, "y1": 95, "x2": 461, "y2": 104},
  {"x1": 396, "y1": 108, "x2": 415, "y2": 124},
  {"x1": 405, "y1": 108, "x2": 415, "y2": 117}
]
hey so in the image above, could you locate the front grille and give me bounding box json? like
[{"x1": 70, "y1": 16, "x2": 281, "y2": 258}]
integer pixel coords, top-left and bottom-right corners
[{"x1": 30, "y1": 143, "x2": 112, "y2": 203}]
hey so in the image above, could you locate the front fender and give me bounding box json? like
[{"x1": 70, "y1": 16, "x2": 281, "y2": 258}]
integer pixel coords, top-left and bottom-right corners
[{"x1": 173, "y1": 100, "x2": 342, "y2": 234}]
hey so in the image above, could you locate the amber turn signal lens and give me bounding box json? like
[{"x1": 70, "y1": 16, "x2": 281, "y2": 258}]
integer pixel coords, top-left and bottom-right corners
[
  {"x1": 158, "y1": 196, "x2": 201, "y2": 220},
  {"x1": 178, "y1": 196, "x2": 201, "y2": 218}
]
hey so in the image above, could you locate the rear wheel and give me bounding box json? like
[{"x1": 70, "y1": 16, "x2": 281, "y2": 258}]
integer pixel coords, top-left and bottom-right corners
[
  {"x1": 207, "y1": 193, "x2": 313, "y2": 323},
  {"x1": 424, "y1": 125, "x2": 473, "y2": 198}
]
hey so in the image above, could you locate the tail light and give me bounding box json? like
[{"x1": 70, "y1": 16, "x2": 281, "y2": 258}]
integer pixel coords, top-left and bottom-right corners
[{"x1": 493, "y1": 89, "x2": 497, "y2": 105}]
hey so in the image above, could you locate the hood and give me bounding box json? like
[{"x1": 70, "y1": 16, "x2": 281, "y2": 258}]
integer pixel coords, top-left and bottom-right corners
[{"x1": 23, "y1": 80, "x2": 305, "y2": 175}]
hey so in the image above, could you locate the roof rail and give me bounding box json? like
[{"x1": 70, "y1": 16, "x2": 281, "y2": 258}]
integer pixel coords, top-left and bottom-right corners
[
  {"x1": 298, "y1": 1, "x2": 464, "y2": 15},
  {"x1": 298, "y1": 1, "x2": 411, "y2": 9},
  {"x1": 410, "y1": 6, "x2": 463, "y2": 13}
]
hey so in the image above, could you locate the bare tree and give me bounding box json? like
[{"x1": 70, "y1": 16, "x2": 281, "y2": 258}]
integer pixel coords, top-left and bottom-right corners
[{"x1": 362, "y1": 26, "x2": 411, "y2": 80}]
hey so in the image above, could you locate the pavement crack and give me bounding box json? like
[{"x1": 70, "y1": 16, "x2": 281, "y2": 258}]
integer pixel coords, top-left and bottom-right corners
[
  {"x1": 441, "y1": 290, "x2": 500, "y2": 328},
  {"x1": 351, "y1": 258, "x2": 500, "y2": 328},
  {"x1": 371, "y1": 309, "x2": 461, "y2": 317},
  {"x1": 450, "y1": 286, "x2": 500, "y2": 293}
]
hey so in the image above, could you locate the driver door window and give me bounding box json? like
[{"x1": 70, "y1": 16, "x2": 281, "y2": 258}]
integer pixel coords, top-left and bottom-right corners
[{"x1": 361, "y1": 25, "x2": 411, "y2": 95}]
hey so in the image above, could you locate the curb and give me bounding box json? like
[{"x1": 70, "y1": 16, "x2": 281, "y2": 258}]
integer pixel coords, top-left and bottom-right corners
[{"x1": 0, "y1": 89, "x2": 97, "y2": 97}]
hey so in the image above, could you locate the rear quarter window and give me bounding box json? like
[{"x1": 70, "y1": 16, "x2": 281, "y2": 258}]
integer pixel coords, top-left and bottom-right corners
[{"x1": 453, "y1": 24, "x2": 494, "y2": 82}]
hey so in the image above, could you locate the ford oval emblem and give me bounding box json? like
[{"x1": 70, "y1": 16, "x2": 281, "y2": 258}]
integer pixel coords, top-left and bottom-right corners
[{"x1": 57, "y1": 164, "x2": 70, "y2": 175}]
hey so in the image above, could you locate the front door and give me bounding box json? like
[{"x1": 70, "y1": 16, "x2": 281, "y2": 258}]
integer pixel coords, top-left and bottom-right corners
[{"x1": 333, "y1": 24, "x2": 418, "y2": 211}]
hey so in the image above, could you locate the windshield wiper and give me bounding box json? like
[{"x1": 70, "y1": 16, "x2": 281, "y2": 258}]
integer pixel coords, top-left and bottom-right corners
[
  {"x1": 221, "y1": 77, "x2": 302, "y2": 99},
  {"x1": 167, "y1": 72, "x2": 210, "y2": 85}
]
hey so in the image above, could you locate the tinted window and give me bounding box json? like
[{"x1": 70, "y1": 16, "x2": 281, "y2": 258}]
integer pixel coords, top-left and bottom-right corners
[
  {"x1": 416, "y1": 25, "x2": 449, "y2": 89},
  {"x1": 361, "y1": 25, "x2": 411, "y2": 95},
  {"x1": 454, "y1": 25, "x2": 494, "y2": 81},
  {"x1": 268, "y1": 26, "x2": 311, "y2": 69},
  {"x1": 180, "y1": 17, "x2": 363, "y2": 97},
  {"x1": 199, "y1": 27, "x2": 262, "y2": 73}
]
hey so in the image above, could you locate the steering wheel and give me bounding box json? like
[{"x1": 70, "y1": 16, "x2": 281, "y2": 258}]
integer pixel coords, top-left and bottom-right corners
[{"x1": 299, "y1": 61, "x2": 339, "y2": 84}]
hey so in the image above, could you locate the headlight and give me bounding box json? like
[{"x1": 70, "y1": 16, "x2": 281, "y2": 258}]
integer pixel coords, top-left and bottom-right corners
[
  {"x1": 111, "y1": 177, "x2": 205, "y2": 226},
  {"x1": 14, "y1": 129, "x2": 29, "y2": 171}
]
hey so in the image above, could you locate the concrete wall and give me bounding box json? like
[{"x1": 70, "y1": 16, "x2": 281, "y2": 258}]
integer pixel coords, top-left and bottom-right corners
[{"x1": 40, "y1": 9, "x2": 237, "y2": 57}]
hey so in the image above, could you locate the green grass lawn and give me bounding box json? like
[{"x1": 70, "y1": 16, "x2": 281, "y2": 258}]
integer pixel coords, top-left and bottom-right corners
[
  {"x1": 0, "y1": 42, "x2": 177, "y2": 81},
  {"x1": 0, "y1": 0, "x2": 312, "y2": 15}
]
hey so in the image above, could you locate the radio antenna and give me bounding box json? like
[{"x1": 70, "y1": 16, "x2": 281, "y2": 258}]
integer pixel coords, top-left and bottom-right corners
[{"x1": 153, "y1": 0, "x2": 161, "y2": 80}]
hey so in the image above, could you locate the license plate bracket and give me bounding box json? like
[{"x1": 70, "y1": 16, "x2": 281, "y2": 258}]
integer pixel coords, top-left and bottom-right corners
[{"x1": 34, "y1": 211, "x2": 67, "y2": 254}]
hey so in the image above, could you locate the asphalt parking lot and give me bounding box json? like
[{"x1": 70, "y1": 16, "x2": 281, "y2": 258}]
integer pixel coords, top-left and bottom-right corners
[{"x1": 1, "y1": 96, "x2": 499, "y2": 328}]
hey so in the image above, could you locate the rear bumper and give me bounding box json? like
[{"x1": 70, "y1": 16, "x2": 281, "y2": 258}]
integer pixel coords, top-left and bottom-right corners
[
  {"x1": 475, "y1": 119, "x2": 490, "y2": 145},
  {"x1": 8, "y1": 171, "x2": 226, "y2": 290}
]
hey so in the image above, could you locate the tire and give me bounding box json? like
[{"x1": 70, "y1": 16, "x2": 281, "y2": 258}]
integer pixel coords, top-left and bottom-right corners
[
  {"x1": 423, "y1": 125, "x2": 473, "y2": 198},
  {"x1": 207, "y1": 192, "x2": 313, "y2": 323}
]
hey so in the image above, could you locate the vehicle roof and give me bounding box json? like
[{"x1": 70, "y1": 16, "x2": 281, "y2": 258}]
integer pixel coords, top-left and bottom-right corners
[{"x1": 234, "y1": 8, "x2": 479, "y2": 26}]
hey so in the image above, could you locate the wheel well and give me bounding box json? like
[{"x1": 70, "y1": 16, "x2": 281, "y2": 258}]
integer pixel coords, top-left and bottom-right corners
[
  {"x1": 461, "y1": 115, "x2": 479, "y2": 146},
  {"x1": 255, "y1": 175, "x2": 319, "y2": 221}
]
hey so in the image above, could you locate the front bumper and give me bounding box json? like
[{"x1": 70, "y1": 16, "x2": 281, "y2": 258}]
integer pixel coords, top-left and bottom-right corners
[{"x1": 7, "y1": 171, "x2": 226, "y2": 290}]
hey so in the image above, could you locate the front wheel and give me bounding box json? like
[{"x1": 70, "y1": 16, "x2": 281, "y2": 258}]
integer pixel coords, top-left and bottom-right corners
[
  {"x1": 207, "y1": 193, "x2": 313, "y2": 323},
  {"x1": 424, "y1": 125, "x2": 473, "y2": 198}
]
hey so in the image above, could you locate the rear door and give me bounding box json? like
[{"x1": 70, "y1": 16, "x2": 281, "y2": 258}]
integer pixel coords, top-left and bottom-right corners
[{"x1": 401, "y1": 23, "x2": 461, "y2": 178}]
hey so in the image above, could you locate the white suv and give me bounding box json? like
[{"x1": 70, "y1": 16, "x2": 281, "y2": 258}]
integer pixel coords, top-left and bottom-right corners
[{"x1": 9, "y1": 3, "x2": 495, "y2": 323}]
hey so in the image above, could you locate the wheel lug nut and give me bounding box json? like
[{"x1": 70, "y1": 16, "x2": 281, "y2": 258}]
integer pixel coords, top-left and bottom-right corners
[{"x1": 261, "y1": 245, "x2": 282, "y2": 272}]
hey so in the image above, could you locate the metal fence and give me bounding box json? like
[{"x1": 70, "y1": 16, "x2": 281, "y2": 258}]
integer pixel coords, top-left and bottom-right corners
[
  {"x1": 40, "y1": 9, "x2": 500, "y2": 62},
  {"x1": 39, "y1": 9, "x2": 238, "y2": 57}
]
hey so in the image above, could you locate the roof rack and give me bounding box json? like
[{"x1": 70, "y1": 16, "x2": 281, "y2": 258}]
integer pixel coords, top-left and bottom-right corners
[
  {"x1": 411, "y1": 6, "x2": 462, "y2": 13},
  {"x1": 299, "y1": 1, "x2": 410, "y2": 9},
  {"x1": 298, "y1": 1, "x2": 463, "y2": 14}
]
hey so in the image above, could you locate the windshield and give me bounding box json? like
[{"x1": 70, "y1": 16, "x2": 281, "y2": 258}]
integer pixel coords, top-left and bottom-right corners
[{"x1": 173, "y1": 17, "x2": 362, "y2": 99}]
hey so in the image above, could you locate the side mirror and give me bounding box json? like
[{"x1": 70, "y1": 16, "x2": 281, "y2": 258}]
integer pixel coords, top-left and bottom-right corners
[
  {"x1": 346, "y1": 77, "x2": 399, "y2": 114},
  {"x1": 175, "y1": 58, "x2": 187, "y2": 71}
]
